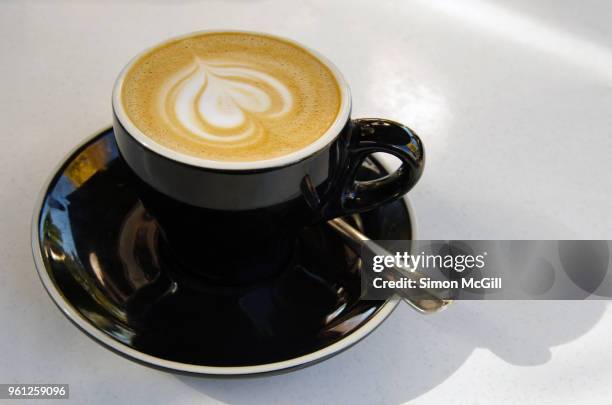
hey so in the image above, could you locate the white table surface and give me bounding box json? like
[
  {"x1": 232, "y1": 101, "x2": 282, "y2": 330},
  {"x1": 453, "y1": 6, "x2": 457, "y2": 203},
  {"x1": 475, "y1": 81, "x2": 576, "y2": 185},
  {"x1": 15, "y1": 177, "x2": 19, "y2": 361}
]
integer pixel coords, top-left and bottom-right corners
[{"x1": 2, "y1": 0, "x2": 611, "y2": 404}]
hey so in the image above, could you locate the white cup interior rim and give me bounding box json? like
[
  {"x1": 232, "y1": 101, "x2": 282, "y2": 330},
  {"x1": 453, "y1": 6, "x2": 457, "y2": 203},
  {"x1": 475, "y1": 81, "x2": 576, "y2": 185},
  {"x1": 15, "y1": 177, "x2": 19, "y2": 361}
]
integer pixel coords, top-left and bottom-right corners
[{"x1": 112, "y1": 29, "x2": 352, "y2": 171}]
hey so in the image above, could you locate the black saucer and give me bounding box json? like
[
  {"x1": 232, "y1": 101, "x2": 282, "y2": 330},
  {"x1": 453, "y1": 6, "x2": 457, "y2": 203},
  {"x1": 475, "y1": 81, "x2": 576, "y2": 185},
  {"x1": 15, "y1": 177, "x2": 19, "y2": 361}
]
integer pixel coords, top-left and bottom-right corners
[{"x1": 32, "y1": 128, "x2": 413, "y2": 376}]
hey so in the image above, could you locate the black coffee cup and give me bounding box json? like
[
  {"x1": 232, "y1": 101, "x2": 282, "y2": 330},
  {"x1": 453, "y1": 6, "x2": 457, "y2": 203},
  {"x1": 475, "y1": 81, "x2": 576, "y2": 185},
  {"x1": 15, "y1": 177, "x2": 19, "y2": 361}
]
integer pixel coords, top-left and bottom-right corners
[{"x1": 112, "y1": 31, "x2": 424, "y2": 284}]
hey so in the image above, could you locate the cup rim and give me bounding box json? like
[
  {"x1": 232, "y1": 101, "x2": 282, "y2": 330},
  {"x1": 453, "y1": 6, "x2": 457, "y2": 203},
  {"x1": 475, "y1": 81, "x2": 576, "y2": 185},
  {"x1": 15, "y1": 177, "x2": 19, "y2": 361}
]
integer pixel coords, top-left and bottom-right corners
[{"x1": 112, "y1": 29, "x2": 352, "y2": 171}]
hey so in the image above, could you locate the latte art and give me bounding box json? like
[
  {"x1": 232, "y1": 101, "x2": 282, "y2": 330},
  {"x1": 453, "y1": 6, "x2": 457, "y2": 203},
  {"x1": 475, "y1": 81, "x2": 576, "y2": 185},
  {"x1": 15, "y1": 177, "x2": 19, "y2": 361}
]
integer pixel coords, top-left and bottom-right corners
[
  {"x1": 160, "y1": 59, "x2": 292, "y2": 145},
  {"x1": 121, "y1": 32, "x2": 342, "y2": 162}
]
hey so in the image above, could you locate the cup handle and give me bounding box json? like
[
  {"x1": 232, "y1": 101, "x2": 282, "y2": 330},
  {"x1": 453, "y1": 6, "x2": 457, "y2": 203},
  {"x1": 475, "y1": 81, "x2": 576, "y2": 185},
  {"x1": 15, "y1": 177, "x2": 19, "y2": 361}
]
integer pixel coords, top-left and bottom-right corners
[{"x1": 337, "y1": 118, "x2": 424, "y2": 215}]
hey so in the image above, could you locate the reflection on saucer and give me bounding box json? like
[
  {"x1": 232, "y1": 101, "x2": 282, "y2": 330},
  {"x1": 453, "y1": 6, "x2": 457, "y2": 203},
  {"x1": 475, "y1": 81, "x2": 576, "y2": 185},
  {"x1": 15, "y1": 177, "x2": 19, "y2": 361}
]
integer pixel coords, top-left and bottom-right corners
[{"x1": 34, "y1": 128, "x2": 413, "y2": 375}]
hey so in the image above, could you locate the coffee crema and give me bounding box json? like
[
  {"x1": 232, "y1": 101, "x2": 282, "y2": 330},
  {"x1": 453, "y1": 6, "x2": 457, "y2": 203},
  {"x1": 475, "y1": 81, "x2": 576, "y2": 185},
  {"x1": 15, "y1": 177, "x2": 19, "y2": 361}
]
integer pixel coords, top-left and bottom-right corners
[{"x1": 121, "y1": 32, "x2": 342, "y2": 162}]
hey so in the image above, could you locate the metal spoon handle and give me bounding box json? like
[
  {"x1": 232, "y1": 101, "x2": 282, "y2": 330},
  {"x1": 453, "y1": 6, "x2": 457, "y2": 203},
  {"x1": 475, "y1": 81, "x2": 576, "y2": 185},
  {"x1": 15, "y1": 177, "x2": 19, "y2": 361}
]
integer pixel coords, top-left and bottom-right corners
[{"x1": 328, "y1": 218, "x2": 452, "y2": 314}]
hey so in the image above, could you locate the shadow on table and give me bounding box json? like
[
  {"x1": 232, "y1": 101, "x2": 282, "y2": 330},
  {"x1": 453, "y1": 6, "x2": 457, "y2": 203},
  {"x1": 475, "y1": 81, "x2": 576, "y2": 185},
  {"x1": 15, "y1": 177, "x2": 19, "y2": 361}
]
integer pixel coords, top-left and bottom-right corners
[
  {"x1": 176, "y1": 300, "x2": 606, "y2": 404},
  {"x1": 176, "y1": 198, "x2": 608, "y2": 403}
]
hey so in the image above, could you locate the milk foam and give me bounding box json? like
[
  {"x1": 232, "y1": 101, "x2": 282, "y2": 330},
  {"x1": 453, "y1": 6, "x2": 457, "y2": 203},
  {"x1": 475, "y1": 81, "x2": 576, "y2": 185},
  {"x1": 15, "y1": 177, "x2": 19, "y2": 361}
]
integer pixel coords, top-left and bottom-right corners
[
  {"x1": 160, "y1": 59, "x2": 293, "y2": 144},
  {"x1": 121, "y1": 32, "x2": 341, "y2": 162}
]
